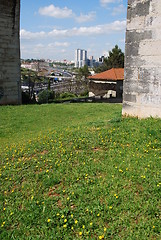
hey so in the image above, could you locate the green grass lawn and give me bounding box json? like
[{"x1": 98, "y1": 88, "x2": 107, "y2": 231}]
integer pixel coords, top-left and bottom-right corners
[{"x1": 0, "y1": 103, "x2": 160, "y2": 239}]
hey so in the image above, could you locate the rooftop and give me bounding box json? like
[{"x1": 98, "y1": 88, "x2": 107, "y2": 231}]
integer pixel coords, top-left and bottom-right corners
[{"x1": 88, "y1": 68, "x2": 124, "y2": 81}]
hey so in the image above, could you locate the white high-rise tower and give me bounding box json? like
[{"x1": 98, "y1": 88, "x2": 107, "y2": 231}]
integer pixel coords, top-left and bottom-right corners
[{"x1": 75, "y1": 49, "x2": 87, "y2": 68}]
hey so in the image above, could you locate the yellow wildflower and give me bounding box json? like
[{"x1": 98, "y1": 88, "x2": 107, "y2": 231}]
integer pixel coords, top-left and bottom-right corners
[
  {"x1": 99, "y1": 235, "x2": 104, "y2": 239},
  {"x1": 1, "y1": 222, "x2": 5, "y2": 227}
]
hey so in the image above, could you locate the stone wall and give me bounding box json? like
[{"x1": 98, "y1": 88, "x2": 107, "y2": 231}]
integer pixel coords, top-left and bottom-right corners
[
  {"x1": 122, "y1": 0, "x2": 161, "y2": 118},
  {"x1": 0, "y1": 0, "x2": 21, "y2": 105},
  {"x1": 89, "y1": 81, "x2": 116, "y2": 97}
]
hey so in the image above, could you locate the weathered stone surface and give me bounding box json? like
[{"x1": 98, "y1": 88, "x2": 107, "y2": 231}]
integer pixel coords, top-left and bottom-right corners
[
  {"x1": 123, "y1": 0, "x2": 161, "y2": 118},
  {"x1": 0, "y1": 0, "x2": 21, "y2": 105}
]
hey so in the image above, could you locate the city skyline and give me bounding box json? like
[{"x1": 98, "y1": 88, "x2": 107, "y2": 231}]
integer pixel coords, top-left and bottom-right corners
[{"x1": 20, "y1": 0, "x2": 127, "y2": 61}]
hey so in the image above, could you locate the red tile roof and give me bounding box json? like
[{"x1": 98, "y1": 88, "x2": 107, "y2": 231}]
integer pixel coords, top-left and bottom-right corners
[{"x1": 88, "y1": 68, "x2": 124, "y2": 81}]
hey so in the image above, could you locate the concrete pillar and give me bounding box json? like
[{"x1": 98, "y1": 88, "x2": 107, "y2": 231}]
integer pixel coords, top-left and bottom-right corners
[
  {"x1": 122, "y1": 0, "x2": 161, "y2": 118},
  {"x1": 0, "y1": 0, "x2": 21, "y2": 105}
]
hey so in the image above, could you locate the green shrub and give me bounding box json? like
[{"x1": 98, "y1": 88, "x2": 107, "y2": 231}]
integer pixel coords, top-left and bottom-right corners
[
  {"x1": 59, "y1": 92, "x2": 76, "y2": 99},
  {"x1": 79, "y1": 90, "x2": 89, "y2": 97},
  {"x1": 37, "y1": 90, "x2": 55, "y2": 104}
]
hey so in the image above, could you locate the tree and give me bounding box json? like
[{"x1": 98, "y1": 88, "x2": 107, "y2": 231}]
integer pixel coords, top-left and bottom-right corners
[
  {"x1": 78, "y1": 65, "x2": 90, "y2": 79},
  {"x1": 75, "y1": 65, "x2": 90, "y2": 95},
  {"x1": 95, "y1": 45, "x2": 124, "y2": 73}
]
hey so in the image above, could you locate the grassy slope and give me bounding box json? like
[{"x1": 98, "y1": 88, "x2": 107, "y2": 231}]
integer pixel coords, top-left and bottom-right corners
[
  {"x1": 0, "y1": 104, "x2": 121, "y2": 148},
  {"x1": 0, "y1": 103, "x2": 160, "y2": 239}
]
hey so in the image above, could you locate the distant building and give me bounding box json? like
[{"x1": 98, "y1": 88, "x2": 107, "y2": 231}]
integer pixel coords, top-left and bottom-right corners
[
  {"x1": 98, "y1": 56, "x2": 104, "y2": 63},
  {"x1": 88, "y1": 68, "x2": 124, "y2": 100},
  {"x1": 75, "y1": 49, "x2": 87, "y2": 68},
  {"x1": 88, "y1": 56, "x2": 94, "y2": 68}
]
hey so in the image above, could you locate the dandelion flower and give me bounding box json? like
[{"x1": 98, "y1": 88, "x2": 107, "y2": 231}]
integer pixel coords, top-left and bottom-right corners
[
  {"x1": 1, "y1": 222, "x2": 5, "y2": 227},
  {"x1": 99, "y1": 235, "x2": 104, "y2": 239},
  {"x1": 47, "y1": 219, "x2": 51, "y2": 223},
  {"x1": 79, "y1": 232, "x2": 82, "y2": 236}
]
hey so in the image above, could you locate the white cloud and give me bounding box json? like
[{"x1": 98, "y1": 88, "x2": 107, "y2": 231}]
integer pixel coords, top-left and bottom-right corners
[
  {"x1": 21, "y1": 20, "x2": 126, "y2": 40},
  {"x1": 75, "y1": 12, "x2": 96, "y2": 23},
  {"x1": 55, "y1": 42, "x2": 70, "y2": 47},
  {"x1": 60, "y1": 49, "x2": 66, "y2": 53},
  {"x1": 100, "y1": 0, "x2": 123, "y2": 7},
  {"x1": 21, "y1": 43, "x2": 70, "y2": 60},
  {"x1": 112, "y1": 4, "x2": 126, "y2": 15},
  {"x1": 35, "y1": 43, "x2": 44, "y2": 48},
  {"x1": 38, "y1": 4, "x2": 96, "y2": 23},
  {"x1": 38, "y1": 4, "x2": 73, "y2": 18},
  {"x1": 48, "y1": 20, "x2": 126, "y2": 37},
  {"x1": 48, "y1": 42, "x2": 70, "y2": 47},
  {"x1": 20, "y1": 29, "x2": 46, "y2": 40},
  {"x1": 100, "y1": 0, "x2": 116, "y2": 6}
]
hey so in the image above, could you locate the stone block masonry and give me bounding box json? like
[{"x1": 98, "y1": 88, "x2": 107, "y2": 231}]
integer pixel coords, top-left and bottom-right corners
[
  {"x1": 0, "y1": 0, "x2": 21, "y2": 105},
  {"x1": 122, "y1": 0, "x2": 161, "y2": 118}
]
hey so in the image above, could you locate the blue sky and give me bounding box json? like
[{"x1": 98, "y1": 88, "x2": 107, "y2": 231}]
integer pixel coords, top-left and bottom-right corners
[{"x1": 20, "y1": 0, "x2": 127, "y2": 61}]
